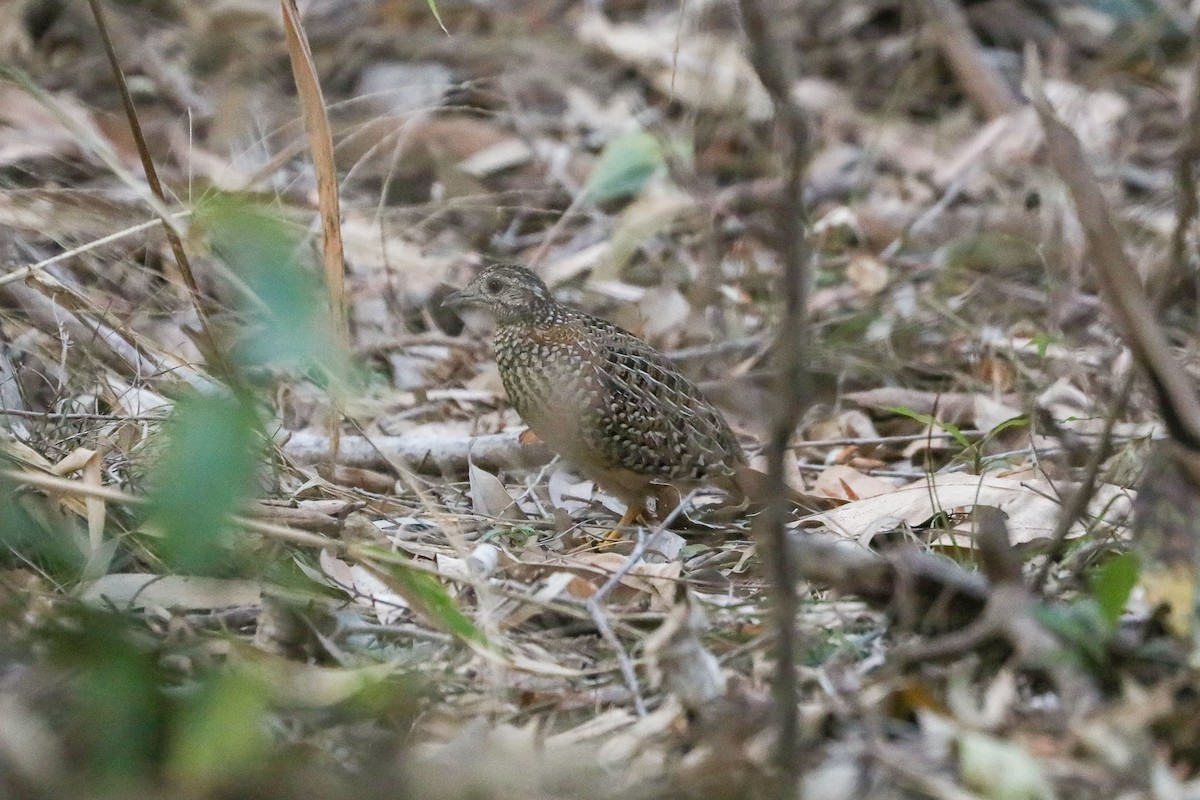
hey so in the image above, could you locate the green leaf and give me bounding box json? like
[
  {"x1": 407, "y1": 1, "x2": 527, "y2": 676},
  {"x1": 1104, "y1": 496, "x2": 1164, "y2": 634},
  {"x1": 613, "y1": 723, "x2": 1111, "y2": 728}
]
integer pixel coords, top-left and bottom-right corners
[
  {"x1": 41, "y1": 608, "x2": 170, "y2": 782},
  {"x1": 1030, "y1": 332, "x2": 1054, "y2": 359},
  {"x1": 989, "y1": 415, "x2": 1029, "y2": 437},
  {"x1": 425, "y1": 0, "x2": 449, "y2": 34},
  {"x1": 886, "y1": 406, "x2": 972, "y2": 448},
  {"x1": 147, "y1": 392, "x2": 259, "y2": 573},
  {"x1": 584, "y1": 132, "x2": 665, "y2": 203},
  {"x1": 1090, "y1": 551, "x2": 1140, "y2": 625},
  {"x1": 194, "y1": 195, "x2": 348, "y2": 383},
  {"x1": 389, "y1": 562, "x2": 484, "y2": 644},
  {"x1": 168, "y1": 668, "x2": 272, "y2": 790},
  {"x1": 1032, "y1": 602, "x2": 1108, "y2": 666},
  {"x1": 0, "y1": 468, "x2": 85, "y2": 576},
  {"x1": 353, "y1": 547, "x2": 484, "y2": 644}
]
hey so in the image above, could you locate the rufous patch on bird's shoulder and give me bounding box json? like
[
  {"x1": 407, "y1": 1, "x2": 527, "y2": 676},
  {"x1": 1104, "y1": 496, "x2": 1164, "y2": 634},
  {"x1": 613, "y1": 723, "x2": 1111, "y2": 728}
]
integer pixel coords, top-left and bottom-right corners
[{"x1": 521, "y1": 322, "x2": 588, "y2": 346}]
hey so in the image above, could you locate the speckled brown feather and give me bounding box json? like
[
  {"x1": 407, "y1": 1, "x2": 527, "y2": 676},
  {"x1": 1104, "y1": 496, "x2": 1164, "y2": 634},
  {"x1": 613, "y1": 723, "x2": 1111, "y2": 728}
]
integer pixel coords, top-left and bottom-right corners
[{"x1": 443, "y1": 264, "x2": 746, "y2": 515}]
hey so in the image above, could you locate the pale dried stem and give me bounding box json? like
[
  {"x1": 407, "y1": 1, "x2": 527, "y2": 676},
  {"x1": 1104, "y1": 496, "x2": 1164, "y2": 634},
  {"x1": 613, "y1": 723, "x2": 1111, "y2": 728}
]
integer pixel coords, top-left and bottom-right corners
[
  {"x1": 280, "y1": 429, "x2": 553, "y2": 476},
  {"x1": 911, "y1": 0, "x2": 1022, "y2": 120}
]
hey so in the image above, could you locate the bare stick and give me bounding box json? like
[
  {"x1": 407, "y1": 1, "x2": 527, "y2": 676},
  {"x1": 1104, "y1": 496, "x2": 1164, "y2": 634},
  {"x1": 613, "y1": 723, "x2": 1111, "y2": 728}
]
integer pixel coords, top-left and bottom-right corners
[
  {"x1": 1028, "y1": 46, "x2": 1200, "y2": 448},
  {"x1": 736, "y1": 0, "x2": 812, "y2": 789},
  {"x1": 911, "y1": 0, "x2": 1022, "y2": 120},
  {"x1": 1033, "y1": 372, "x2": 1134, "y2": 591},
  {"x1": 1171, "y1": 13, "x2": 1200, "y2": 313},
  {"x1": 586, "y1": 530, "x2": 650, "y2": 718}
]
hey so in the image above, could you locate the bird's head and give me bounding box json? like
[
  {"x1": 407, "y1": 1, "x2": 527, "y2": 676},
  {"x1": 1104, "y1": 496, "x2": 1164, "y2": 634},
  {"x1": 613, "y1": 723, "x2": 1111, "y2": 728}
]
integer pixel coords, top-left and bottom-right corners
[{"x1": 441, "y1": 264, "x2": 555, "y2": 324}]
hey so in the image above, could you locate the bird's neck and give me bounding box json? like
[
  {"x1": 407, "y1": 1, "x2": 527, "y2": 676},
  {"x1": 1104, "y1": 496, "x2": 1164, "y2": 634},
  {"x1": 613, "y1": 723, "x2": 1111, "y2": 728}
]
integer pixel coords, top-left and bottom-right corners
[{"x1": 494, "y1": 301, "x2": 571, "y2": 329}]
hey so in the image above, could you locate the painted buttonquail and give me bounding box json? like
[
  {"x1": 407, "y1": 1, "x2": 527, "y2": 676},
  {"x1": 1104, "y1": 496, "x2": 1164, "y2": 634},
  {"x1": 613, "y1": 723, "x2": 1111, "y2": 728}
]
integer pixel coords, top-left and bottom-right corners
[{"x1": 443, "y1": 263, "x2": 756, "y2": 526}]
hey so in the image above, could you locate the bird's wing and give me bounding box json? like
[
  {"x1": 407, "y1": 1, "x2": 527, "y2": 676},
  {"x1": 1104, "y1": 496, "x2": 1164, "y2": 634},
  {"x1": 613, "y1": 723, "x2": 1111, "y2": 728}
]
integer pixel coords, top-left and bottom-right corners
[{"x1": 579, "y1": 319, "x2": 743, "y2": 480}]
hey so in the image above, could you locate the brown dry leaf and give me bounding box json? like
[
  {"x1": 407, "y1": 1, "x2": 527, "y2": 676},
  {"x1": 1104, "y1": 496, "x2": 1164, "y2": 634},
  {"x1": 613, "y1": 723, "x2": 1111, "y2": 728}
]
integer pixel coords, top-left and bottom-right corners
[
  {"x1": 547, "y1": 468, "x2": 595, "y2": 514},
  {"x1": 808, "y1": 471, "x2": 1133, "y2": 547},
  {"x1": 281, "y1": 0, "x2": 346, "y2": 340},
  {"x1": 596, "y1": 701, "x2": 680, "y2": 771},
  {"x1": 846, "y1": 388, "x2": 1021, "y2": 430},
  {"x1": 973, "y1": 395, "x2": 1025, "y2": 434},
  {"x1": 457, "y1": 137, "x2": 535, "y2": 178},
  {"x1": 576, "y1": 12, "x2": 772, "y2": 120},
  {"x1": 936, "y1": 79, "x2": 1127, "y2": 191},
  {"x1": 957, "y1": 730, "x2": 1055, "y2": 800},
  {"x1": 548, "y1": 466, "x2": 624, "y2": 515},
  {"x1": 542, "y1": 242, "x2": 613, "y2": 287},
  {"x1": 804, "y1": 409, "x2": 879, "y2": 442},
  {"x1": 974, "y1": 357, "x2": 1017, "y2": 392},
  {"x1": 355, "y1": 61, "x2": 453, "y2": 116},
  {"x1": 338, "y1": 114, "x2": 530, "y2": 188},
  {"x1": 468, "y1": 462, "x2": 528, "y2": 520},
  {"x1": 638, "y1": 286, "x2": 691, "y2": 341},
  {"x1": 546, "y1": 708, "x2": 639, "y2": 749},
  {"x1": 644, "y1": 591, "x2": 726, "y2": 709},
  {"x1": 845, "y1": 253, "x2": 889, "y2": 295},
  {"x1": 572, "y1": 552, "x2": 682, "y2": 610},
  {"x1": 50, "y1": 447, "x2": 97, "y2": 477},
  {"x1": 102, "y1": 377, "x2": 173, "y2": 418},
  {"x1": 234, "y1": 644, "x2": 400, "y2": 708},
  {"x1": 0, "y1": 190, "x2": 150, "y2": 241},
  {"x1": 0, "y1": 86, "x2": 90, "y2": 167},
  {"x1": 319, "y1": 550, "x2": 410, "y2": 625},
  {"x1": 314, "y1": 463, "x2": 395, "y2": 494},
  {"x1": 82, "y1": 448, "x2": 105, "y2": 554},
  {"x1": 341, "y1": 215, "x2": 452, "y2": 309},
  {"x1": 811, "y1": 465, "x2": 895, "y2": 502}
]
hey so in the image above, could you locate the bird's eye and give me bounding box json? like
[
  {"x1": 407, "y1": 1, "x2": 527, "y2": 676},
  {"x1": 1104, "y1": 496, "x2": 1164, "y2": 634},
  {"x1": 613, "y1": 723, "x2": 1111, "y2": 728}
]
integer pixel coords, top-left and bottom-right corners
[{"x1": 484, "y1": 277, "x2": 504, "y2": 294}]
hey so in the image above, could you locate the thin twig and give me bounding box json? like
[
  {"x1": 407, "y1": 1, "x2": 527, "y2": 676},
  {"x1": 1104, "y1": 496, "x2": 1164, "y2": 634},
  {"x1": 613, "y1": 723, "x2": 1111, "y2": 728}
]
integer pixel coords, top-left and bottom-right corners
[
  {"x1": 1033, "y1": 372, "x2": 1135, "y2": 591},
  {"x1": 736, "y1": 0, "x2": 812, "y2": 790},
  {"x1": 1028, "y1": 46, "x2": 1200, "y2": 448},
  {"x1": 85, "y1": 0, "x2": 231, "y2": 378},
  {"x1": 911, "y1": 0, "x2": 1022, "y2": 120},
  {"x1": 584, "y1": 490, "x2": 700, "y2": 719},
  {"x1": 587, "y1": 530, "x2": 651, "y2": 718},
  {"x1": 0, "y1": 215, "x2": 190, "y2": 288},
  {"x1": 1171, "y1": 12, "x2": 1200, "y2": 318}
]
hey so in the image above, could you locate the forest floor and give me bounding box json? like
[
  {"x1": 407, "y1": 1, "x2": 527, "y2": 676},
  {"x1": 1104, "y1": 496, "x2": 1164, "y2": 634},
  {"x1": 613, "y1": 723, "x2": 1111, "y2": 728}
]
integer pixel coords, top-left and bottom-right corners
[{"x1": 0, "y1": 0, "x2": 1198, "y2": 798}]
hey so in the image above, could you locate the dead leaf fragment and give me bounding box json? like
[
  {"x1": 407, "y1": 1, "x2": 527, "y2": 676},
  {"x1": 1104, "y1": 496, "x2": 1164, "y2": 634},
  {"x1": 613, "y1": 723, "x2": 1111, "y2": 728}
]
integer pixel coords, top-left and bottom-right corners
[
  {"x1": 469, "y1": 462, "x2": 528, "y2": 520},
  {"x1": 812, "y1": 465, "x2": 895, "y2": 502}
]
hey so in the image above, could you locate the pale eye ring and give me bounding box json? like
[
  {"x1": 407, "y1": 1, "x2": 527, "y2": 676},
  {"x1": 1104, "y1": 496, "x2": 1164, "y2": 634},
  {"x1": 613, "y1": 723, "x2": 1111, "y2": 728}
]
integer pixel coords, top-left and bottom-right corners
[{"x1": 484, "y1": 277, "x2": 504, "y2": 294}]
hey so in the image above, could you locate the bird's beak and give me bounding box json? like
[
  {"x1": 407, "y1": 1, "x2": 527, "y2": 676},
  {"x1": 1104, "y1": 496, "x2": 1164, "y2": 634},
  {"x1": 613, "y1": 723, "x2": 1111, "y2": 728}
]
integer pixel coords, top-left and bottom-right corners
[{"x1": 441, "y1": 286, "x2": 479, "y2": 310}]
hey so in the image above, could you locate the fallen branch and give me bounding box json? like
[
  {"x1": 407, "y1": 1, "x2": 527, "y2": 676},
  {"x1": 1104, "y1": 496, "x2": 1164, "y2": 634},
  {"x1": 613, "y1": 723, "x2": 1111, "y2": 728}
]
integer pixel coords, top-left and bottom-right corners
[{"x1": 279, "y1": 429, "x2": 553, "y2": 476}]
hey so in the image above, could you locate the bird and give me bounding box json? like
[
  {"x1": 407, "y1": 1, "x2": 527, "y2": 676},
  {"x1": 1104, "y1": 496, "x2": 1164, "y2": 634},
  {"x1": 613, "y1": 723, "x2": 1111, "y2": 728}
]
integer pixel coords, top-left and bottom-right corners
[{"x1": 442, "y1": 263, "x2": 756, "y2": 528}]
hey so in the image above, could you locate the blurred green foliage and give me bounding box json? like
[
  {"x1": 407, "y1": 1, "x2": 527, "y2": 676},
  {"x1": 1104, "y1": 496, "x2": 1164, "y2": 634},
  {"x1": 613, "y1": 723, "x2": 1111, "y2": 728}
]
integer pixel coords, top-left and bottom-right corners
[
  {"x1": 145, "y1": 391, "x2": 260, "y2": 574},
  {"x1": 0, "y1": 469, "x2": 86, "y2": 578},
  {"x1": 0, "y1": 196, "x2": 436, "y2": 794},
  {"x1": 194, "y1": 195, "x2": 349, "y2": 384},
  {"x1": 584, "y1": 131, "x2": 666, "y2": 203}
]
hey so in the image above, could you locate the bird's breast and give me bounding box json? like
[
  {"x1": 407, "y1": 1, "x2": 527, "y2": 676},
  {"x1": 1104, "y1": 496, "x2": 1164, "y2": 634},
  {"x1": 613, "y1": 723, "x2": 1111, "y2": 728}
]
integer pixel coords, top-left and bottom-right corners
[{"x1": 494, "y1": 326, "x2": 600, "y2": 429}]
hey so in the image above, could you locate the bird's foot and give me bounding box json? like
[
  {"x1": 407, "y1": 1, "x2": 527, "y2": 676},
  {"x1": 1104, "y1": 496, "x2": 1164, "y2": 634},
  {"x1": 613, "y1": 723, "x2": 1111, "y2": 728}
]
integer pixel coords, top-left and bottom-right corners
[{"x1": 599, "y1": 504, "x2": 650, "y2": 546}]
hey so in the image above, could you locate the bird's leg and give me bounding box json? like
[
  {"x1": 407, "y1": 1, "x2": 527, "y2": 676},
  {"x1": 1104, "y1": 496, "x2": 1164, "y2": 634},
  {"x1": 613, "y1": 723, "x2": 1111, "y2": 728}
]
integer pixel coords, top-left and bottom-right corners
[
  {"x1": 617, "y1": 504, "x2": 648, "y2": 527},
  {"x1": 600, "y1": 503, "x2": 650, "y2": 544}
]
